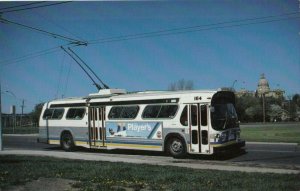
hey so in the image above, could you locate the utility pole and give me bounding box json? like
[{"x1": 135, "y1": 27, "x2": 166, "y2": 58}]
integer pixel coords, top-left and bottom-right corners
[
  {"x1": 20, "y1": 99, "x2": 25, "y2": 127},
  {"x1": 21, "y1": 99, "x2": 25, "y2": 115},
  {"x1": 11, "y1": 105, "x2": 16, "y2": 133},
  {"x1": 5, "y1": 91, "x2": 17, "y2": 130},
  {"x1": 262, "y1": 93, "x2": 266, "y2": 123},
  {"x1": 0, "y1": 81, "x2": 3, "y2": 151}
]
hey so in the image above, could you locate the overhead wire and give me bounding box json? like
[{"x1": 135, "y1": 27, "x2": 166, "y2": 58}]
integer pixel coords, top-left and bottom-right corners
[
  {"x1": 0, "y1": 2, "x2": 46, "y2": 11},
  {"x1": 1, "y1": 11, "x2": 299, "y2": 67},
  {"x1": 0, "y1": 17, "x2": 85, "y2": 44},
  {"x1": 32, "y1": 10, "x2": 86, "y2": 42},
  {"x1": 89, "y1": 11, "x2": 300, "y2": 44},
  {"x1": 89, "y1": 16, "x2": 300, "y2": 44},
  {"x1": 0, "y1": 45, "x2": 62, "y2": 66},
  {"x1": 0, "y1": 42, "x2": 80, "y2": 67},
  {"x1": 0, "y1": 2, "x2": 71, "y2": 14}
]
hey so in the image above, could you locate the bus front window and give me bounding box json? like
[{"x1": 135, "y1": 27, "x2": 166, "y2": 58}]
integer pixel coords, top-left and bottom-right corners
[{"x1": 211, "y1": 103, "x2": 238, "y2": 130}]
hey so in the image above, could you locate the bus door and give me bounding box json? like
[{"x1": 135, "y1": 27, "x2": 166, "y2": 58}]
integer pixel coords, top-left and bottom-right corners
[
  {"x1": 89, "y1": 107, "x2": 106, "y2": 147},
  {"x1": 189, "y1": 104, "x2": 210, "y2": 154}
]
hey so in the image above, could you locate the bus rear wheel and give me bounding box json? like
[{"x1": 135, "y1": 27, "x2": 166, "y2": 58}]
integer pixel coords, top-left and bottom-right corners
[
  {"x1": 61, "y1": 132, "x2": 75, "y2": 151},
  {"x1": 167, "y1": 137, "x2": 186, "y2": 158}
]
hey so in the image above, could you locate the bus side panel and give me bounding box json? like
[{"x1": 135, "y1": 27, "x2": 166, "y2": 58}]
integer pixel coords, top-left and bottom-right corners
[
  {"x1": 105, "y1": 121, "x2": 163, "y2": 151},
  {"x1": 38, "y1": 104, "x2": 49, "y2": 143},
  {"x1": 47, "y1": 126, "x2": 89, "y2": 147},
  {"x1": 38, "y1": 126, "x2": 48, "y2": 143}
]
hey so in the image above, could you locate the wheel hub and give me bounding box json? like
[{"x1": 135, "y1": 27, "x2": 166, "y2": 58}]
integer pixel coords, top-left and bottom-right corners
[{"x1": 171, "y1": 140, "x2": 182, "y2": 153}]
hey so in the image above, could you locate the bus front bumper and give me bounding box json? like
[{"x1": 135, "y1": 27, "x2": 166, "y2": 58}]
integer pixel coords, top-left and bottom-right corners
[{"x1": 213, "y1": 140, "x2": 245, "y2": 153}]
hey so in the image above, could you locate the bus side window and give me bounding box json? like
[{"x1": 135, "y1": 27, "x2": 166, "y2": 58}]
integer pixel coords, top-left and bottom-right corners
[
  {"x1": 43, "y1": 108, "x2": 64, "y2": 120},
  {"x1": 120, "y1": 106, "x2": 139, "y2": 119},
  {"x1": 52, "y1": 109, "x2": 64, "y2": 119},
  {"x1": 66, "y1": 108, "x2": 86, "y2": 120},
  {"x1": 43, "y1": 109, "x2": 54, "y2": 119},
  {"x1": 142, "y1": 105, "x2": 161, "y2": 118},
  {"x1": 180, "y1": 106, "x2": 188, "y2": 126},
  {"x1": 108, "y1": 106, "x2": 139, "y2": 119},
  {"x1": 143, "y1": 105, "x2": 178, "y2": 119},
  {"x1": 108, "y1": 107, "x2": 123, "y2": 119},
  {"x1": 158, "y1": 105, "x2": 178, "y2": 118}
]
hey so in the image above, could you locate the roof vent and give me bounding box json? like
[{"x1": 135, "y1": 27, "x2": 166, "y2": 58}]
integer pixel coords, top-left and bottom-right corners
[{"x1": 89, "y1": 89, "x2": 127, "y2": 97}]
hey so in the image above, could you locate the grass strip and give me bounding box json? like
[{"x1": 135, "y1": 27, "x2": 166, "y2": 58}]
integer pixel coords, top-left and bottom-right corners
[
  {"x1": 0, "y1": 155, "x2": 299, "y2": 191},
  {"x1": 241, "y1": 123, "x2": 300, "y2": 144}
]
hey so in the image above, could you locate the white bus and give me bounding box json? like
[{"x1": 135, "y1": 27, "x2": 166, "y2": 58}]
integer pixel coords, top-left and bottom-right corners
[{"x1": 38, "y1": 89, "x2": 245, "y2": 158}]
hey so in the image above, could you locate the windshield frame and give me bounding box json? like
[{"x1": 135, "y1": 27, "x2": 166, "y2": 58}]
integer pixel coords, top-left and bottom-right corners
[
  {"x1": 210, "y1": 91, "x2": 238, "y2": 130},
  {"x1": 210, "y1": 103, "x2": 238, "y2": 130}
]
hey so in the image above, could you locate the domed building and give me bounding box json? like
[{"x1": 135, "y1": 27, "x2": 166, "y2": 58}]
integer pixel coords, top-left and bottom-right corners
[
  {"x1": 257, "y1": 74, "x2": 270, "y2": 95},
  {"x1": 235, "y1": 74, "x2": 285, "y2": 99},
  {"x1": 256, "y1": 74, "x2": 284, "y2": 98}
]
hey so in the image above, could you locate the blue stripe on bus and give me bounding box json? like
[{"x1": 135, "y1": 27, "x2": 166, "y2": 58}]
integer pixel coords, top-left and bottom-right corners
[
  {"x1": 106, "y1": 139, "x2": 162, "y2": 146},
  {"x1": 49, "y1": 137, "x2": 162, "y2": 146}
]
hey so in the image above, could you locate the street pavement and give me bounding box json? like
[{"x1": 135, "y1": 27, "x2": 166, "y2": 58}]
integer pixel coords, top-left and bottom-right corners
[{"x1": 1, "y1": 134, "x2": 300, "y2": 174}]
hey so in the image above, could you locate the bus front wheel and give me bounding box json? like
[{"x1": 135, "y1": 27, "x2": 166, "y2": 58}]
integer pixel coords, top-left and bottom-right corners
[
  {"x1": 167, "y1": 137, "x2": 186, "y2": 158},
  {"x1": 61, "y1": 132, "x2": 75, "y2": 151}
]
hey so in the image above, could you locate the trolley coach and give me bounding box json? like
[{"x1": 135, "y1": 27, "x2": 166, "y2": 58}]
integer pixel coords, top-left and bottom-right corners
[{"x1": 38, "y1": 89, "x2": 245, "y2": 158}]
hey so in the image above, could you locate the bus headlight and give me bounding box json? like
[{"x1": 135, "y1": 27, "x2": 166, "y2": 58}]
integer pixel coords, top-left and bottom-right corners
[
  {"x1": 219, "y1": 132, "x2": 228, "y2": 142},
  {"x1": 211, "y1": 133, "x2": 227, "y2": 143}
]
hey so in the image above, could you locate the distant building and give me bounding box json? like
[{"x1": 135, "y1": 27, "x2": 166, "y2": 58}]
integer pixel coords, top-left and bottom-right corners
[
  {"x1": 256, "y1": 74, "x2": 284, "y2": 98},
  {"x1": 235, "y1": 88, "x2": 255, "y2": 97},
  {"x1": 236, "y1": 74, "x2": 285, "y2": 99}
]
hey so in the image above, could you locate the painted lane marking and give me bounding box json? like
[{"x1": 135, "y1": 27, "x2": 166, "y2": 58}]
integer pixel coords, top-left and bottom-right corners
[{"x1": 247, "y1": 149, "x2": 298, "y2": 153}]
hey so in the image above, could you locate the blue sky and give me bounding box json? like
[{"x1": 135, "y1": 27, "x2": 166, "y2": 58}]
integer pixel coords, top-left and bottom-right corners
[{"x1": 0, "y1": 1, "x2": 299, "y2": 113}]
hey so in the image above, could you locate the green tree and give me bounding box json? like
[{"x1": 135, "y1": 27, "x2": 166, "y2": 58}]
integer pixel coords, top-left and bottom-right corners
[
  {"x1": 30, "y1": 103, "x2": 44, "y2": 126},
  {"x1": 236, "y1": 95, "x2": 262, "y2": 122},
  {"x1": 267, "y1": 104, "x2": 283, "y2": 122},
  {"x1": 290, "y1": 94, "x2": 300, "y2": 121},
  {"x1": 292, "y1": 94, "x2": 300, "y2": 106},
  {"x1": 245, "y1": 104, "x2": 262, "y2": 122}
]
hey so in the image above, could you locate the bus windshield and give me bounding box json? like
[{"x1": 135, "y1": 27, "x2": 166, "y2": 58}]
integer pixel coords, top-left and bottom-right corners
[{"x1": 211, "y1": 103, "x2": 238, "y2": 130}]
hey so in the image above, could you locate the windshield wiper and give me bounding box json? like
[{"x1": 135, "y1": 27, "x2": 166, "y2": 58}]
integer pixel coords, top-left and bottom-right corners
[
  {"x1": 222, "y1": 112, "x2": 229, "y2": 129},
  {"x1": 222, "y1": 117, "x2": 228, "y2": 129}
]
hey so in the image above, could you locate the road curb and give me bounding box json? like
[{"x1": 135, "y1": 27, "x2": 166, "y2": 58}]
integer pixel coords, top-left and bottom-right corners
[
  {"x1": 0, "y1": 149, "x2": 299, "y2": 175},
  {"x1": 246, "y1": 142, "x2": 298, "y2": 146}
]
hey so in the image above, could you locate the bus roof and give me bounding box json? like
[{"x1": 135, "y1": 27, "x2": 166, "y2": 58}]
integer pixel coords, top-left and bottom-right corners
[
  {"x1": 48, "y1": 89, "x2": 234, "y2": 107},
  {"x1": 47, "y1": 89, "x2": 223, "y2": 106}
]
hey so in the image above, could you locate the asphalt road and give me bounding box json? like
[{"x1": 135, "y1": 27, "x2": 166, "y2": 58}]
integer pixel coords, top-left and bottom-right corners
[{"x1": 2, "y1": 134, "x2": 300, "y2": 171}]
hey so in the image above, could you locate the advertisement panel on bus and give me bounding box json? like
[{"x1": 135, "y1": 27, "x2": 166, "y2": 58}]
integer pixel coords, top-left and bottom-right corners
[{"x1": 106, "y1": 122, "x2": 162, "y2": 139}]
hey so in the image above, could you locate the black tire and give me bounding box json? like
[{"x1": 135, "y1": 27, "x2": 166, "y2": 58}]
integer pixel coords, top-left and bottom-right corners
[
  {"x1": 60, "y1": 132, "x2": 75, "y2": 151},
  {"x1": 167, "y1": 137, "x2": 186, "y2": 158}
]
